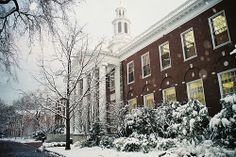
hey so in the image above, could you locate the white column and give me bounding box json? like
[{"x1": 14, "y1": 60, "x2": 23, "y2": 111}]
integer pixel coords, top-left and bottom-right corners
[
  {"x1": 74, "y1": 84, "x2": 80, "y2": 134},
  {"x1": 82, "y1": 76, "x2": 88, "y2": 133},
  {"x1": 115, "y1": 65, "x2": 121, "y2": 104},
  {"x1": 99, "y1": 64, "x2": 107, "y2": 127},
  {"x1": 90, "y1": 71, "x2": 96, "y2": 123}
]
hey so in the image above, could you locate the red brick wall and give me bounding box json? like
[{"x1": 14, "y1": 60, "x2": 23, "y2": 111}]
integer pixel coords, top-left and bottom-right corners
[{"x1": 122, "y1": 0, "x2": 236, "y2": 116}]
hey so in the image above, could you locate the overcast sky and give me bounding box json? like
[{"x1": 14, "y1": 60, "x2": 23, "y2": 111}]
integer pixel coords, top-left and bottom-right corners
[{"x1": 0, "y1": 0, "x2": 187, "y2": 104}]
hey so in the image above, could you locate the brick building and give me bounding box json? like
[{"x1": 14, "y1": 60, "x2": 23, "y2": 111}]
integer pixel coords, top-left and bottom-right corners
[
  {"x1": 71, "y1": 0, "x2": 236, "y2": 134},
  {"x1": 118, "y1": 0, "x2": 236, "y2": 116}
]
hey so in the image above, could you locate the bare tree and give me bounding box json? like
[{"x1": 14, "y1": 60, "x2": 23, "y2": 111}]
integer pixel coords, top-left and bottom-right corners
[
  {"x1": 0, "y1": 99, "x2": 17, "y2": 135},
  {"x1": 35, "y1": 22, "x2": 103, "y2": 150},
  {"x1": 13, "y1": 91, "x2": 55, "y2": 137},
  {"x1": 0, "y1": 0, "x2": 78, "y2": 75}
]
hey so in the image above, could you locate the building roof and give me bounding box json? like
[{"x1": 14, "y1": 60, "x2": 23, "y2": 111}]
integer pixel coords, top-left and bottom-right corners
[{"x1": 118, "y1": 0, "x2": 222, "y2": 61}]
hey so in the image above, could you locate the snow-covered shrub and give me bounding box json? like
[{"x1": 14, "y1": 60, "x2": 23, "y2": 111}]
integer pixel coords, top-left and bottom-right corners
[
  {"x1": 120, "y1": 100, "x2": 209, "y2": 143},
  {"x1": 156, "y1": 138, "x2": 178, "y2": 151},
  {"x1": 113, "y1": 133, "x2": 157, "y2": 153},
  {"x1": 113, "y1": 137, "x2": 141, "y2": 152},
  {"x1": 80, "y1": 122, "x2": 103, "y2": 148},
  {"x1": 155, "y1": 102, "x2": 181, "y2": 138},
  {"x1": 209, "y1": 94, "x2": 236, "y2": 148},
  {"x1": 99, "y1": 136, "x2": 115, "y2": 148},
  {"x1": 123, "y1": 108, "x2": 158, "y2": 136},
  {"x1": 170, "y1": 100, "x2": 210, "y2": 143},
  {"x1": 162, "y1": 140, "x2": 236, "y2": 157},
  {"x1": 130, "y1": 133, "x2": 157, "y2": 153},
  {"x1": 43, "y1": 142, "x2": 66, "y2": 148}
]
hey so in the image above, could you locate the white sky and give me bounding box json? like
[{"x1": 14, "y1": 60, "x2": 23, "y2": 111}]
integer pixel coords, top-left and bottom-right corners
[{"x1": 0, "y1": 0, "x2": 187, "y2": 104}]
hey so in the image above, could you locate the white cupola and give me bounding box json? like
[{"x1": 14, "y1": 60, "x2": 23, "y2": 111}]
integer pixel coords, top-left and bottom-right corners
[{"x1": 108, "y1": 2, "x2": 132, "y2": 53}]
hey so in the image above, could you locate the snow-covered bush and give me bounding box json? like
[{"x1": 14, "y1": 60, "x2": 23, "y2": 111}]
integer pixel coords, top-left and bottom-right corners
[
  {"x1": 113, "y1": 137, "x2": 141, "y2": 152},
  {"x1": 156, "y1": 138, "x2": 178, "y2": 151},
  {"x1": 43, "y1": 142, "x2": 66, "y2": 148},
  {"x1": 123, "y1": 108, "x2": 158, "y2": 137},
  {"x1": 80, "y1": 122, "x2": 103, "y2": 148},
  {"x1": 209, "y1": 94, "x2": 236, "y2": 148},
  {"x1": 155, "y1": 102, "x2": 181, "y2": 138},
  {"x1": 160, "y1": 140, "x2": 236, "y2": 157},
  {"x1": 170, "y1": 100, "x2": 210, "y2": 143},
  {"x1": 113, "y1": 133, "x2": 157, "y2": 153},
  {"x1": 120, "y1": 100, "x2": 209, "y2": 144},
  {"x1": 99, "y1": 136, "x2": 115, "y2": 148}
]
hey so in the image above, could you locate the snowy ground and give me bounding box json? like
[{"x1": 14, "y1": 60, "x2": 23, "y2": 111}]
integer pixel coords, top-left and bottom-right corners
[
  {"x1": 46, "y1": 142, "x2": 236, "y2": 157},
  {"x1": 47, "y1": 146, "x2": 163, "y2": 157}
]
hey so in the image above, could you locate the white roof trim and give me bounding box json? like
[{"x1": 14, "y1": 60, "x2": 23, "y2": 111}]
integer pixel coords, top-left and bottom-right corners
[{"x1": 118, "y1": 0, "x2": 222, "y2": 61}]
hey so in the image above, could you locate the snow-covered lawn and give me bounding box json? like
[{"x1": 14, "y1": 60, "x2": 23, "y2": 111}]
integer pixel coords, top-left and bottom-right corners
[
  {"x1": 46, "y1": 141, "x2": 236, "y2": 157},
  {"x1": 47, "y1": 146, "x2": 163, "y2": 157}
]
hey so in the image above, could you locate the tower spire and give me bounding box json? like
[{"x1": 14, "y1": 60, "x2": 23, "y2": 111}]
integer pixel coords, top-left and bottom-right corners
[{"x1": 119, "y1": 0, "x2": 123, "y2": 7}]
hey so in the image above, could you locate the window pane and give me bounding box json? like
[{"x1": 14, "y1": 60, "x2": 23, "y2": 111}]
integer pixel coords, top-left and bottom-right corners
[
  {"x1": 128, "y1": 62, "x2": 134, "y2": 83},
  {"x1": 144, "y1": 93, "x2": 154, "y2": 108},
  {"x1": 182, "y1": 29, "x2": 196, "y2": 59},
  {"x1": 128, "y1": 98, "x2": 137, "y2": 110},
  {"x1": 142, "y1": 53, "x2": 151, "y2": 77},
  {"x1": 163, "y1": 87, "x2": 176, "y2": 103},
  {"x1": 211, "y1": 12, "x2": 230, "y2": 47},
  {"x1": 160, "y1": 42, "x2": 171, "y2": 69},
  {"x1": 219, "y1": 69, "x2": 236, "y2": 97},
  {"x1": 188, "y1": 79, "x2": 205, "y2": 105}
]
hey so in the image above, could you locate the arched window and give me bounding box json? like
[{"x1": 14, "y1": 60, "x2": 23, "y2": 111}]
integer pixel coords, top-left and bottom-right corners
[
  {"x1": 118, "y1": 22, "x2": 122, "y2": 33},
  {"x1": 124, "y1": 22, "x2": 128, "y2": 33}
]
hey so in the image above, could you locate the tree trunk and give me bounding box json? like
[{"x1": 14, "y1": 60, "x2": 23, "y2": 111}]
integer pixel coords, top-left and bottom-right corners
[{"x1": 65, "y1": 98, "x2": 71, "y2": 150}]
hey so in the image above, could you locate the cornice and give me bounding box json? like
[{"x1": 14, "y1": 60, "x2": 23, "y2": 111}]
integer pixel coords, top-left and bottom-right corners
[{"x1": 118, "y1": 0, "x2": 223, "y2": 61}]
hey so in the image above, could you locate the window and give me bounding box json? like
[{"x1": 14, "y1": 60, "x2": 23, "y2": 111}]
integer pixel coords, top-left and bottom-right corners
[
  {"x1": 159, "y1": 42, "x2": 171, "y2": 70},
  {"x1": 181, "y1": 28, "x2": 197, "y2": 61},
  {"x1": 128, "y1": 98, "x2": 137, "y2": 110},
  {"x1": 141, "y1": 52, "x2": 151, "y2": 78},
  {"x1": 187, "y1": 79, "x2": 206, "y2": 105},
  {"x1": 127, "y1": 61, "x2": 134, "y2": 84},
  {"x1": 218, "y1": 69, "x2": 236, "y2": 98},
  {"x1": 118, "y1": 22, "x2": 122, "y2": 33},
  {"x1": 143, "y1": 93, "x2": 154, "y2": 108},
  {"x1": 109, "y1": 70, "x2": 115, "y2": 91},
  {"x1": 163, "y1": 87, "x2": 176, "y2": 103},
  {"x1": 209, "y1": 10, "x2": 231, "y2": 49},
  {"x1": 124, "y1": 22, "x2": 128, "y2": 33}
]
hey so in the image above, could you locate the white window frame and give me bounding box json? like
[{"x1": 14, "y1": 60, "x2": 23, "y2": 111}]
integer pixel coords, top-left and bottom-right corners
[
  {"x1": 141, "y1": 52, "x2": 151, "y2": 78},
  {"x1": 143, "y1": 93, "x2": 154, "y2": 108},
  {"x1": 181, "y1": 27, "x2": 197, "y2": 61},
  {"x1": 217, "y1": 68, "x2": 236, "y2": 98},
  {"x1": 186, "y1": 78, "x2": 206, "y2": 104},
  {"x1": 159, "y1": 41, "x2": 172, "y2": 71},
  {"x1": 162, "y1": 87, "x2": 176, "y2": 103},
  {"x1": 208, "y1": 10, "x2": 231, "y2": 50},
  {"x1": 127, "y1": 61, "x2": 135, "y2": 84}
]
